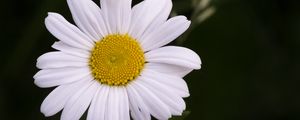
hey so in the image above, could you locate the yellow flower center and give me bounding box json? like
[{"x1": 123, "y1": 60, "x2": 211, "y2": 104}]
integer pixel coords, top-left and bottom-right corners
[{"x1": 89, "y1": 34, "x2": 145, "y2": 86}]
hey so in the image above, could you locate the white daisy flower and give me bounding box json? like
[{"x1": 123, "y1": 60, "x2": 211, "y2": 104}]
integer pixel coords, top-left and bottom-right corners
[{"x1": 34, "y1": 0, "x2": 201, "y2": 119}]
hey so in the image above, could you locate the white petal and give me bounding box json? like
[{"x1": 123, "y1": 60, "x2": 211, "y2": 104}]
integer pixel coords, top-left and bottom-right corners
[
  {"x1": 106, "y1": 87, "x2": 118, "y2": 120},
  {"x1": 87, "y1": 85, "x2": 109, "y2": 120},
  {"x1": 34, "y1": 67, "x2": 91, "y2": 88},
  {"x1": 138, "y1": 75, "x2": 186, "y2": 115},
  {"x1": 131, "y1": 80, "x2": 172, "y2": 120},
  {"x1": 127, "y1": 1, "x2": 144, "y2": 40},
  {"x1": 119, "y1": 87, "x2": 130, "y2": 120},
  {"x1": 127, "y1": 85, "x2": 151, "y2": 120},
  {"x1": 61, "y1": 80, "x2": 98, "y2": 120},
  {"x1": 140, "y1": 0, "x2": 172, "y2": 40},
  {"x1": 37, "y1": 51, "x2": 88, "y2": 69},
  {"x1": 40, "y1": 78, "x2": 91, "y2": 117},
  {"x1": 45, "y1": 13, "x2": 94, "y2": 50},
  {"x1": 142, "y1": 67, "x2": 190, "y2": 97},
  {"x1": 145, "y1": 63, "x2": 193, "y2": 77},
  {"x1": 67, "y1": 0, "x2": 107, "y2": 40},
  {"x1": 100, "y1": 0, "x2": 132, "y2": 34},
  {"x1": 52, "y1": 41, "x2": 90, "y2": 58},
  {"x1": 146, "y1": 46, "x2": 201, "y2": 69},
  {"x1": 106, "y1": 87, "x2": 125, "y2": 120},
  {"x1": 129, "y1": 0, "x2": 171, "y2": 40},
  {"x1": 119, "y1": 0, "x2": 132, "y2": 34},
  {"x1": 141, "y1": 16, "x2": 191, "y2": 51}
]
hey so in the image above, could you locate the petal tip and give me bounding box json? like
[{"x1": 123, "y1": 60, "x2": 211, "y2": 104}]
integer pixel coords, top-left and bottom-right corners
[
  {"x1": 41, "y1": 110, "x2": 52, "y2": 117},
  {"x1": 195, "y1": 64, "x2": 201, "y2": 70}
]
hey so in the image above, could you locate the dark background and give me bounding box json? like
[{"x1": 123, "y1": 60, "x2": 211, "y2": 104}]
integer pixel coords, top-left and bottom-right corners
[{"x1": 0, "y1": 0, "x2": 299, "y2": 119}]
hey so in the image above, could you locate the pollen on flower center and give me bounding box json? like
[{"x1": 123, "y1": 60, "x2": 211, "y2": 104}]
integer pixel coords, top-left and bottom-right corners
[{"x1": 89, "y1": 34, "x2": 145, "y2": 86}]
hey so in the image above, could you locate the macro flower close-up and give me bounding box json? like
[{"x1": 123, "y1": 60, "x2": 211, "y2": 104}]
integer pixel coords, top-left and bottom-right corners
[
  {"x1": 33, "y1": 0, "x2": 201, "y2": 119},
  {"x1": 2, "y1": 0, "x2": 300, "y2": 119}
]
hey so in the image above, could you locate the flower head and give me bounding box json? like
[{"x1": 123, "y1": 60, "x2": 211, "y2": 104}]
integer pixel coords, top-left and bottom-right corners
[{"x1": 34, "y1": 0, "x2": 201, "y2": 119}]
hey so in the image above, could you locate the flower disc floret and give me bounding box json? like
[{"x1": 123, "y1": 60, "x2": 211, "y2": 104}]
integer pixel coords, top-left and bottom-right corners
[{"x1": 89, "y1": 34, "x2": 145, "y2": 86}]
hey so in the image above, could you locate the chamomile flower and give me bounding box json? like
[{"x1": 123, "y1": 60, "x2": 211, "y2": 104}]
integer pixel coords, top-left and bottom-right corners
[{"x1": 34, "y1": 0, "x2": 201, "y2": 119}]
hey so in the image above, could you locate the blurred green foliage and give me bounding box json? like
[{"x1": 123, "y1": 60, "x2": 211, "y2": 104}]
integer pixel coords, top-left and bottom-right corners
[{"x1": 0, "y1": 0, "x2": 300, "y2": 120}]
